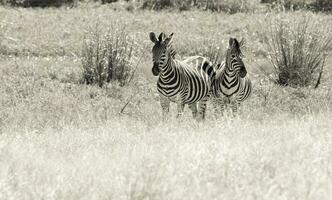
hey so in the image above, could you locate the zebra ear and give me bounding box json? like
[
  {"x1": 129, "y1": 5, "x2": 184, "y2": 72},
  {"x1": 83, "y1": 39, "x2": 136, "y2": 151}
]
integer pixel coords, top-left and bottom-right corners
[
  {"x1": 158, "y1": 32, "x2": 166, "y2": 42},
  {"x1": 229, "y1": 37, "x2": 240, "y2": 49},
  {"x1": 233, "y1": 38, "x2": 240, "y2": 49},
  {"x1": 164, "y1": 32, "x2": 174, "y2": 45},
  {"x1": 149, "y1": 32, "x2": 158, "y2": 44},
  {"x1": 229, "y1": 38, "x2": 234, "y2": 48}
]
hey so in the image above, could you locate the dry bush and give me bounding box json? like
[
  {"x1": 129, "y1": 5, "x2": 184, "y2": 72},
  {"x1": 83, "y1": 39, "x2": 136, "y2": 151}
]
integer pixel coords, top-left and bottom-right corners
[
  {"x1": 261, "y1": 0, "x2": 332, "y2": 12},
  {"x1": 202, "y1": 0, "x2": 261, "y2": 13},
  {"x1": 81, "y1": 24, "x2": 134, "y2": 87},
  {"x1": 260, "y1": 13, "x2": 331, "y2": 87},
  {"x1": 261, "y1": 0, "x2": 309, "y2": 10},
  {"x1": 141, "y1": 0, "x2": 172, "y2": 9},
  {"x1": 140, "y1": 0, "x2": 261, "y2": 13},
  {"x1": 0, "y1": 0, "x2": 78, "y2": 7},
  {"x1": 313, "y1": 0, "x2": 332, "y2": 11},
  {"x1": 101, "y1": 0, "x2": 118, "y2": 4}
]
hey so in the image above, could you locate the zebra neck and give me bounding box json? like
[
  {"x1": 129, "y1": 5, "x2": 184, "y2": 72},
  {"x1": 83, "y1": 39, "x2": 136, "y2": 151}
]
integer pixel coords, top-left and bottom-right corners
[
  {"x1": 225, "y1": 68, "x2": 237, "y2": 76},
  {"x1": 220, "y1": 64, "x2": 239, "y2": 86},
  {"x1": 224, "y1": 61, "x2": 239, "y2": 77},
  {"x1": 159, "y1": 55, "x2": 176, "y2": 77}
]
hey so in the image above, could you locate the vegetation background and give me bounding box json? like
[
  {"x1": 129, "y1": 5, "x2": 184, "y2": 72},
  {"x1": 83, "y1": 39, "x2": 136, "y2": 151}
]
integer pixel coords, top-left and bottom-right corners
[{"x1": 0, "y1": 0, "x2": 331, "y2": 199}]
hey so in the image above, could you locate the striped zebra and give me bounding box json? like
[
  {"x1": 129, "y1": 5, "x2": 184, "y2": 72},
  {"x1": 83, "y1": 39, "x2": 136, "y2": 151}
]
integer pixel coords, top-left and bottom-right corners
[
  {"x1": 212, "y1": 37, "x2": 252, "y2": 115},
  {"x1": 149, "y1": 32, "x2": 215, "y2": 120}
]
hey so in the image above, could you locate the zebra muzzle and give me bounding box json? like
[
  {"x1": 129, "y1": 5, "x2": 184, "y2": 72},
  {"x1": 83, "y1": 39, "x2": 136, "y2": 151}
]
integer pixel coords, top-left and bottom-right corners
[
  {"x1": 152, "y1": 64, "x2": 160, "y2": 76},
  {"x1": 239, "y1": 67, "x2": 247, "y2": 78}
]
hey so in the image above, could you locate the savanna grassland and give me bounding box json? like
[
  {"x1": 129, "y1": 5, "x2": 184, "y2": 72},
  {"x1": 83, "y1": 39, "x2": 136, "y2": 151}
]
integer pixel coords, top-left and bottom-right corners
[{"x1": 0, "y1": 1, "x2": 332, "y2": 199}]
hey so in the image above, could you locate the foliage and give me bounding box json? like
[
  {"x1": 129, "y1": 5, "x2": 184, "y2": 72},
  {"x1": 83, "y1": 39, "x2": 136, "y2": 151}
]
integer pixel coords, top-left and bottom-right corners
[
  {"x1": 0, "y1": 0, "x2": 78, "y2": 7},
  {"x1": 81, "y1": 24, "x2": 134, "y2": 87},
  {"x1": 261, "y1": 0, "x2": 309, "y2": 10},
  {"x1": 203, "y1": 0, "x2": 262, "y2": 13},
  {"x1": 260, "y1": 13, "x2": 331, "y2": 87},
  {"x1": 141, "y1": 0, "x2": 173, "y2": 10},
  {"x1": 261, "y1": 0, "x2": 332, "y2": 12},
  {"x1": 101, "y1": 0, "x2": 118, "y2": 4},
  {"x1": 314, "y1": 0, "x2": 332, "y2": 11},
  {"x1": 140, "y1": 0, "x2": 261, "y2": 13}
]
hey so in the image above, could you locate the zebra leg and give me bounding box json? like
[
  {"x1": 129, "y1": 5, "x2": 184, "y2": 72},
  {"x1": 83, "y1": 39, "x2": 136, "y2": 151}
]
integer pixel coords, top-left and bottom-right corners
[
  {"x1": 230, "y1": 100, "x2": 240, "y2": 116},
  {"x1": 219, "y1": 97, "x2": 229, "y2": 117},
  {"x1": 188, "y1": 103, "x2": 198, "y2": 119},
  {"x1": 211, "y1": 97, "x2": 221, "y2": 117},
  {"x1": 198, "y1": 96, "x2": 209, "y2": 121},
  {"x1": 160, "y1": 95, "x2": 170, "y2": 121},
  {"x1": 220, "y1": 103, "x2": 225, "y2": 116},
  {"x1": 176, "y1": 102, "x2": 185, "y2": 119}
]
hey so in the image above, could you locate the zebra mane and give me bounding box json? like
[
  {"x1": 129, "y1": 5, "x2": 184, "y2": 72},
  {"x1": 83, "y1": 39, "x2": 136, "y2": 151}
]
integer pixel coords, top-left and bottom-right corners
[
  {"x1": 214, "y1": 61, "x2": 226, "y2": 80},
  {"x1": 167, "y1": 42, "x2": 177, "y2": 59}
]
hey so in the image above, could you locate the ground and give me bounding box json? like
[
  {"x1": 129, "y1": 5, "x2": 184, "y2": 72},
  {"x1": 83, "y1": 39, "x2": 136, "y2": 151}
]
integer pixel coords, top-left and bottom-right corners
[{"x1": 0, "y1": 3, "x2": 332, "y2": 200}]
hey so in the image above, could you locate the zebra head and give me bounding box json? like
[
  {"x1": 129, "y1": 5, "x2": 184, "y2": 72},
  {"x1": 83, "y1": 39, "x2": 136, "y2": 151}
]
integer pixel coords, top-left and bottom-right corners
[
  {"x1": 149, "y1": 32, "x2": 175, "y2": 76},
  {"x1": 226, "y1": 38, "x2": 247, "y2": 78}
]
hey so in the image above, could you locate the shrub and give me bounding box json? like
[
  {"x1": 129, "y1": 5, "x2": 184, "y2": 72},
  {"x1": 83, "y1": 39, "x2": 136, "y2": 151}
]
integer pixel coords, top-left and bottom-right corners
[
  {"x1": 261, "y1": 0, "x2": 332, "y2": 12},
  {"x1": 260, "y1": 0, "x2": 308, "y2": 9},
  {"x1": 81, "y1": 24, "x2": 134, "y2": 87},
  {"x1": 260, "y1": 13, "x2": 331, "y2": 87},
  {"x1": 141, "y1": 0, "x2": 173, "y2": 10},
  {"x1": 313, "y1": 0, "x2": 332, "y2": 12},
  {"x1": 202, "y1": 0, "x2": 261, "y2": 13},
  {"x1": 101, "y1": 0, "x2": 118, "y2": 4},
  {"x1": 140, "y1": 0, "x2": 261, "y2": 13},
  {"x1": 1, "y1": 0, "x2": 78, "y2": 7}
]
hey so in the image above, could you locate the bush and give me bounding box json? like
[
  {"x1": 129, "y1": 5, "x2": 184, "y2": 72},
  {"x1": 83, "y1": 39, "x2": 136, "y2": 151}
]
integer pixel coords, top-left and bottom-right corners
[
  {"x1": 1, "y1": 0, "x2": 78, "y2": 7},
  {"x1": 140, "y1": 0, "x2": 261, "y2": 13},
  {"x1": 261, "y1": 0, "x2": 332, "y2": 12},
  {"x1": 203, "y1": 0, "x2": 261, "y2": 13},
  {"x1": 101, "y1": 0, "x2": 118, "y2": 4},
  {"x1": 260, "y1": 13, "x2": 331, "y2": 87},
  {"x1": 313, "y1": 0, "x2": 332, "y2": 12},
  {"x1": 81, "y1": 24, "x2": 135, "y2": 87},
  {"x1": 141, "y1": 0, "x2": 173, "y2": 10}
]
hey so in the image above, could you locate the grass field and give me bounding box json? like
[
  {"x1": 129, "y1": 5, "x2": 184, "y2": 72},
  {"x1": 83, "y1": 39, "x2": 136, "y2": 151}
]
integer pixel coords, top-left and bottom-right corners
[{"x1": 0, "y1": 2, "x2": 332, "y2": 200}]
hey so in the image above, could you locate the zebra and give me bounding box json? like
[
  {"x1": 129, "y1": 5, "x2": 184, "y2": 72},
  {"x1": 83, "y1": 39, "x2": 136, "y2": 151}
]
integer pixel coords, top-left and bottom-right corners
[
  {"x1": 149, "y1": 32, "x2": 215, "y2": 121},
  {"x1": 212, "y1": 37, "x2": 252, "y2": 115}
]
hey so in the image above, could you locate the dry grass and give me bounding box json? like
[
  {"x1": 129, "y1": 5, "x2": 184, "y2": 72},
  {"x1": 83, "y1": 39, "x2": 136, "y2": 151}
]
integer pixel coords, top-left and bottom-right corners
[
  {"x1": 0, "y1": 2, "x2": 332, "y2": 200},
  {"x1": 1, "y1": 114, "x2": 332, "y2": 200}
]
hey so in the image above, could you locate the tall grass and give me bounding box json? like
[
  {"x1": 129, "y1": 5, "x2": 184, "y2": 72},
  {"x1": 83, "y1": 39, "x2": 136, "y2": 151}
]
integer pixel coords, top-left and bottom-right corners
[
  {"x1": 0, "y1": 21, "x2": 5, "y2": 54},
  {"x1": 201, "y1": 40, "x2": 225, "y2": 66},
  {"x1": 260, "y1": 12, "x2": 331, "y2": 87},
  {"x1": 81, "y1": 24, "x2": 135, "y2": 87}
]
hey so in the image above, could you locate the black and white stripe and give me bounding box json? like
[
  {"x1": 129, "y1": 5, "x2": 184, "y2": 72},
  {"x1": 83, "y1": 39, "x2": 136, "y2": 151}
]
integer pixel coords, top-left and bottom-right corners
[
  {"x1": 149, "y1": 32, "x2": 215, "y2": 120},
  {"x1": 212, "y1": 38, "x2": 252, "y2": 115}
]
